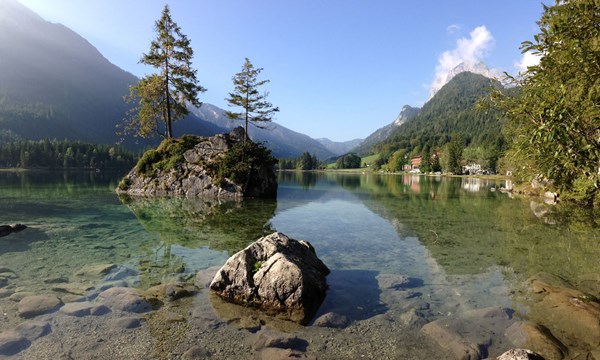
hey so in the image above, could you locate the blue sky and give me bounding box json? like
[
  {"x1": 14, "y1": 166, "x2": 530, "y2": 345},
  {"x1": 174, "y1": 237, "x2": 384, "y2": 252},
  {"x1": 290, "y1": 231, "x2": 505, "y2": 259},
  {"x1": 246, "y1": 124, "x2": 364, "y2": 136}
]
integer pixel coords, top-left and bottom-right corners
[{"x1": 20, "y1": 0, "x2": 546, "y2": 142}]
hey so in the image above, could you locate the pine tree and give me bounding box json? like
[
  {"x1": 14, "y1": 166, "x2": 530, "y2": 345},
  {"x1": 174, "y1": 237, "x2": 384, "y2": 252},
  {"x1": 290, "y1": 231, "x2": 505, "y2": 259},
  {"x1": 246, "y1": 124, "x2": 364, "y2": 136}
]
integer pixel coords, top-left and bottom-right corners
[
  {"x1": 121, "y1": 5, "x2": 205, "y2": 140},
  {"x1": 225, "y1": 58, "x2": 279, "y2": 142}
]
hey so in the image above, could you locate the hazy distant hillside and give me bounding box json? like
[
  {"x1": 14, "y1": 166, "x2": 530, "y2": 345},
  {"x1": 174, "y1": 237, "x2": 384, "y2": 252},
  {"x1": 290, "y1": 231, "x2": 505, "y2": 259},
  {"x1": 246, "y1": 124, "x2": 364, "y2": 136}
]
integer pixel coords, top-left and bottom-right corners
[
  {"x1": 190, "y1": 103, "x2": 335, "y2": 159},
  {"x1": 375, "y1": 71, "x2": 505, "y2": 155},
  {"x1": 352, "y1": 105, "x2": 420, "y2": 155},
  {"x1": 316, "y1": 138, "x2": 363, "y2": 156},
  {"x1": 0, "y1": 0, "x2": 220, "y2": 148}
]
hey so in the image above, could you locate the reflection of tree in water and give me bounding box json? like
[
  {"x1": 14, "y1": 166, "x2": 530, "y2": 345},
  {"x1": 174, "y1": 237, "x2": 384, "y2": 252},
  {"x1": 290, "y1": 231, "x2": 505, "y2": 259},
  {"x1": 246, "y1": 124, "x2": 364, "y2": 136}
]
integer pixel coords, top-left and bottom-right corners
[
  {"x1": 335, "y1": 175, "x2": 599, "y2": 288},
  {"x1": 119, "y1": 195, "x2": 276, "y2": 287},
  {"x1": 334, "y1": 174, "x2": 361, "y2": 189},
  {"x1": 278, "y1": 171, "x2": 318, "y2": 190}
]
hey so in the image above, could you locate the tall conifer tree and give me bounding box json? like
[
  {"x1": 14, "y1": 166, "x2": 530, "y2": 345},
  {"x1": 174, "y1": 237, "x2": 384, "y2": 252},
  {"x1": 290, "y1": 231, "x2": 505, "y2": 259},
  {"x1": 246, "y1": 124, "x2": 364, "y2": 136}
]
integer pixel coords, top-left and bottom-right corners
[
  {"x1": 122, "y1": 5, "x2": 205, "y2": 139},
  {"x1": 225, "y1": 58, "x2": 279, "y2": 142}
]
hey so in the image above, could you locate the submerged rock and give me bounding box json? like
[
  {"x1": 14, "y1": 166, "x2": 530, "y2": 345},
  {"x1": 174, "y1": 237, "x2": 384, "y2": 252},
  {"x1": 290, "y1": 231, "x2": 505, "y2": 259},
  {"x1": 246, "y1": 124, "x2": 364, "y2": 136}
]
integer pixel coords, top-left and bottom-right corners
[
  {"x1": 209, "y1": 232, "x2": 330, "y2": 324},
  {"x1": 496, "y1": 348, "x2": 545, "y2": 360},
  {"x1": 421, "y1": 306, "x2": 515, "y2": 360},
  {"x1": 17, "y1": 295, "x2": 62, "y2": 318},
  {"x1": 0, "y1": 224, "x2": 26, "y2": 237},
  {"x1": 97, "y1": 287, "x2": 153, "y2": 313},
  {"x1": 523, "y1": 273, "x2": 600, "y2": 350},
  {"x1": 504, "y1": 321, "x2": 566, "y2": 360},
  {"x1": 0, "y1": 331, "x2": 30, "y2": 356}
]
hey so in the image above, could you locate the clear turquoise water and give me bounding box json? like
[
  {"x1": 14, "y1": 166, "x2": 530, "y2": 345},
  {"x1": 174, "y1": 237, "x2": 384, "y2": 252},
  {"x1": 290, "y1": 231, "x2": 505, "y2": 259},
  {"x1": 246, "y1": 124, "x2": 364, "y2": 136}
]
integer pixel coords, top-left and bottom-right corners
[{"x1": 0, "y1": 170, "x2": 598, "y2": 357}]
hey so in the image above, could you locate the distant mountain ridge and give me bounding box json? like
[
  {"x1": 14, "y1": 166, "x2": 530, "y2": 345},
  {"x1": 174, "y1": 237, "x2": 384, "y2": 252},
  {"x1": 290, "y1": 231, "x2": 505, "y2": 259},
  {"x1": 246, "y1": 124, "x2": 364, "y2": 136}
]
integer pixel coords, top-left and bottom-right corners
[
  {"x1": 375, "y1": 71, "x2": 505, "y2": 157},
  {"x1": 352, "y1": 105, "x2": 420, "y2": 155},
  {"x1": 190, "y1": 104, "x2": 335, "y2": 159},
  {"x1": 0, "y1": 0, "x2": 338, "y2": 159},
  {"x1": 356, "y1": 61, "x2": 501, "y2": 155},
  {"x1": 316, "y1": 138, "x2": 363, "y2": 156}
]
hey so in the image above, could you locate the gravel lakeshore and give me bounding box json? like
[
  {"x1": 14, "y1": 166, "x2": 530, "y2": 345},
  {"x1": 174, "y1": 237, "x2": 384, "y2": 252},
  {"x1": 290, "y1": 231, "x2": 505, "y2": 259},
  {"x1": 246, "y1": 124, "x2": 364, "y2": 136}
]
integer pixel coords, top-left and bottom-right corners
[{"x1": 6, "y1": 288, "x2": 447, "y2": 360}]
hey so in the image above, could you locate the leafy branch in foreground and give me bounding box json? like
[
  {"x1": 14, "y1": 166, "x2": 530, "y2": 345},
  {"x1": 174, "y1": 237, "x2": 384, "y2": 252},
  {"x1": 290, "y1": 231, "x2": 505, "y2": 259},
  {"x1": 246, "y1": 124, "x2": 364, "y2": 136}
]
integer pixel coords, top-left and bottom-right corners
[{"x1": 489, "y1": 0, "x2": 600, "y2": 205}]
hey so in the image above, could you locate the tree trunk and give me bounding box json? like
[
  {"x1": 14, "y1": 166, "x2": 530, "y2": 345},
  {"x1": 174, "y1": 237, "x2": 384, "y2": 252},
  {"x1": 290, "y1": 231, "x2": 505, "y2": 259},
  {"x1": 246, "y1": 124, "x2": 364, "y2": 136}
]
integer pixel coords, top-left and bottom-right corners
[{"x1": 165, "y1": 58, "x2": 172, "y2": 139}]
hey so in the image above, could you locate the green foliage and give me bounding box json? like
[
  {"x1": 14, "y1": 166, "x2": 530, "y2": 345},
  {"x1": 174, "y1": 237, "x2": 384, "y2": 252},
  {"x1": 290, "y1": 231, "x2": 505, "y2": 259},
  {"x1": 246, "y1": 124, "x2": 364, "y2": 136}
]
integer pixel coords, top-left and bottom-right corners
[
  {"x1": 225, "y1": 58, "x2": 279, "y2": 139},
  {"x1": 373, "y1": 72, "x2": 506, "y2": 172},
  {"x1": 421, "y1": 145, "x2": 432, "y2": 173},
  {"x1": 490, "y1": 0, "x2": 600, "y2": 205},
  {"x1": 252, "y1": 260, "x2": 265, "y2": 274},
  {"x1": 387, "y1": 149, "x2": 408, "y2": 172},
  {"x1": 446, "y1": 133, "x2": 464, "y2": 174},
  {"x1": 278, "y1": 152, "x2": 323, "y2": 170},
  {"x1": 296, "y1": 152, "x2": 320, "y2": 170},
  {"x1": 214, "y1": 141, "x2": 277, "y2": 187},
  {"x1": 0, "y1": 137, "x2": 137, "y2": 169},
  {"x1": 335, "y1": 153, "x2": 362, "y2": 169},
  {"x1": 121, "y1": 5, "x2": 205, "y2": 140},
  {"x1": 134, "y1": 135, "x2": 202, "y2": 177}
]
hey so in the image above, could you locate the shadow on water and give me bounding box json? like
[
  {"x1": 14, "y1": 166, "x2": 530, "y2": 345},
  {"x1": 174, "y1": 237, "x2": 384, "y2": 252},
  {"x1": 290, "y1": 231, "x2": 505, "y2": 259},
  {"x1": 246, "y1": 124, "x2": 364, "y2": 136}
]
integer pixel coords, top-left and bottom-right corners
[{"x1": 312, "y1": 269, "x2": 388, "y2": 323}]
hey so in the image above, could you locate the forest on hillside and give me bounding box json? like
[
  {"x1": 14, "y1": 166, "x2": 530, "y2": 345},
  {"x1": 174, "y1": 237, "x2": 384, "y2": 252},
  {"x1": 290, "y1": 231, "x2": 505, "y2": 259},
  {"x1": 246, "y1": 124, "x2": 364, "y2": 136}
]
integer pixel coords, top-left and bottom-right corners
[
  {"x1": 372, "y1": 72, "x2": 508, "y2": 172},
  {"x1": 0, "y1": 132, "x2": 137, "y2": 169}
]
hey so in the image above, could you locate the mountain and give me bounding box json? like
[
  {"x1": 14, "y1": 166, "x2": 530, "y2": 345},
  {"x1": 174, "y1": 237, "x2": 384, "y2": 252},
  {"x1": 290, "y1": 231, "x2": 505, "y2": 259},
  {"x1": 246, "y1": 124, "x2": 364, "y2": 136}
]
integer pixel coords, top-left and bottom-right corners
[
  {"x1": 0, "y1": 0, "x2": 227, "y2": 148},
  {"x1": 316, "y1": 137, "x2": 363, "y2": 156},
  {"x1": 374, "y1": 71, "x2": 505, "y2": 157},
  {"x1": 190, "y1": 103, "x2": 335, "y2": 159},
  {"x1": 429, "y1": 61, "x2": 499, "y2": 99},
  {"x1": 351, "y1": 105, "x2": 420, "y2": 155},
  {"x1": 0, "y1": 1, "x2": 342, "y2": 158}
]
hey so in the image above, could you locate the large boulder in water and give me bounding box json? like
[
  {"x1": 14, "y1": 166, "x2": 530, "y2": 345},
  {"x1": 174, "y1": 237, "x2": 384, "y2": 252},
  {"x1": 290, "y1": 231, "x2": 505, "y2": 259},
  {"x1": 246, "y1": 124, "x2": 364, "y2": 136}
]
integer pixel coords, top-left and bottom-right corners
[
  {"x1": 116, "y1": 127, "x2": 277, "y2": 199},
  {"x1": 209, "y1": 232, "x2": 330, "y2": 324}
]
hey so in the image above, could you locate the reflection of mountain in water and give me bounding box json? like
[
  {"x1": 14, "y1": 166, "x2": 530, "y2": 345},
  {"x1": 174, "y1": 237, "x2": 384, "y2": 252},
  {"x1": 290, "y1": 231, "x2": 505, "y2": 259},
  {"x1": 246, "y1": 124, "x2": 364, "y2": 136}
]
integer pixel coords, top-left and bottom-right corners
[{"x1": 120, "y1": 196, "x2": 277, "y2": 254}]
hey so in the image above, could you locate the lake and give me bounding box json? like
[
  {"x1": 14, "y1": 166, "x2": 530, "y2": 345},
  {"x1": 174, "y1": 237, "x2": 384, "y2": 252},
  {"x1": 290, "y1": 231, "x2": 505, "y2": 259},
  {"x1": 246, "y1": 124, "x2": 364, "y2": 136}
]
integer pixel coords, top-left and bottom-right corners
[{"x1": 0, "y1": 171, "x2": 598, "y2": 359}]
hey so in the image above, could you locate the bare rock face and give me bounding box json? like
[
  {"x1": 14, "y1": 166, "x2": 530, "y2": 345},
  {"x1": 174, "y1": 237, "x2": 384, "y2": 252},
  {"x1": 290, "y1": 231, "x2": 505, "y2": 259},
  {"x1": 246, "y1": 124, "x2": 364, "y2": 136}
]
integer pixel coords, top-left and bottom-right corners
[{"x1": 209, "y1": 232, "x2": 330, "y2": 324}]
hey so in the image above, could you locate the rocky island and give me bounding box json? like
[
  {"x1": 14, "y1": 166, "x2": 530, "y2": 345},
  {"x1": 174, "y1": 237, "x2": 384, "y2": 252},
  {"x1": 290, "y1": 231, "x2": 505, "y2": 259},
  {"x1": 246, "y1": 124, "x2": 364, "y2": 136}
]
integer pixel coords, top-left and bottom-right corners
[{"x1": 116, "y1": 128, "x2": 277, "y2": 198}]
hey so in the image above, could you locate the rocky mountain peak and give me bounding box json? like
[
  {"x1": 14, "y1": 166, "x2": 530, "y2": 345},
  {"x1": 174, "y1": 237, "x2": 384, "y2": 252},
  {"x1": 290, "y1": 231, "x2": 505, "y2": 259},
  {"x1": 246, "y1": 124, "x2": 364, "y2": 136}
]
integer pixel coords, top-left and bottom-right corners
[
  {"x1": 393, "y1": 105, "x2": 420, "y2": 126},
  {"x1": 429, "y1": 61, "x2": 499, "y2": 99}
]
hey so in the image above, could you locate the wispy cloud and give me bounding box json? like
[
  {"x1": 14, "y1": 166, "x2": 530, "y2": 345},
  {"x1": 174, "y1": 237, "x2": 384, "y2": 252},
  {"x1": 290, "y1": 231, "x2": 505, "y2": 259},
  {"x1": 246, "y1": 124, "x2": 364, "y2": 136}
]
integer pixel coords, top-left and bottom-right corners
[
  {"x1": 446, "y1": 24, "x2": 461, "y2": 34},
  {"x1": 515, "y1": 51, "x2": 541, "y2": 73},
  {"x1": 430, "y1": 26, "x2": 495, "y2": 97}
]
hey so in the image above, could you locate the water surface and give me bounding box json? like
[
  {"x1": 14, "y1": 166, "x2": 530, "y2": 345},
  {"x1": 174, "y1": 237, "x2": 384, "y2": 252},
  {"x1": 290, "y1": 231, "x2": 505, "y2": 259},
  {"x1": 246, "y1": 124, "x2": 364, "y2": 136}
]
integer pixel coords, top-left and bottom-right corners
[{"x1": 0, "y1": 171, "x2": 598, "y2": 359}]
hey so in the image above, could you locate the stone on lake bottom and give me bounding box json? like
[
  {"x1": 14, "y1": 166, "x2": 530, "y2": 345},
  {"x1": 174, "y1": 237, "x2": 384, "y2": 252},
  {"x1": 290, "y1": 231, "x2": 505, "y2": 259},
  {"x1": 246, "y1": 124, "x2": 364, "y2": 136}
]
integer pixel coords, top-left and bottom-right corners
[
  {"x1": 115, "y1": 317, "x2": 141, "y2": 329},
  {"x1": 17, "y1": 295, "x2": 62, "y2": 318},
  {"x1": 421, "y1": 306, "x2": 515, "y2": 360},
  {"x1": 182, "y1": 346, "x2": 211, "y2": 359},
  {"x1": 496, "y1": 348, "x2": 546, "y2": 360},
  {"x1": 15, "y1": 321, "x2": 51, "y2": 341},
  {"x1": 97, "y1": 287, "x2": 152, "y2": 313},
  {"x1": 0, "y1": 331, "x2": 30, "y2": 356},
  {"x1": 60, "y1": 301, "x2": 95, "y2": 317},
  {"x1": 312, "y1": 312, "x2": 350, "y2": 328},
  {"x1": 505, "y1": 321, "x2": 566, "y2": 360}
]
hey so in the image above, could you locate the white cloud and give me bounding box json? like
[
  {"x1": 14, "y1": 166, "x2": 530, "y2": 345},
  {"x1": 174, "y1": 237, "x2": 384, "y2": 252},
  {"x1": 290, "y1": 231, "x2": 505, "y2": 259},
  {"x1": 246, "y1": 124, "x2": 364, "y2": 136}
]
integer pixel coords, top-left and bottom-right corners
[
  {"x1": 446, "y1": 24, "x2": 461, "y2": 34},
  {"x1": 430, "y1": 26, "x2": 495, "y2": 98},
  {"x1": 515, "y1": 51, "x2": 542, "y2": 73}
]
